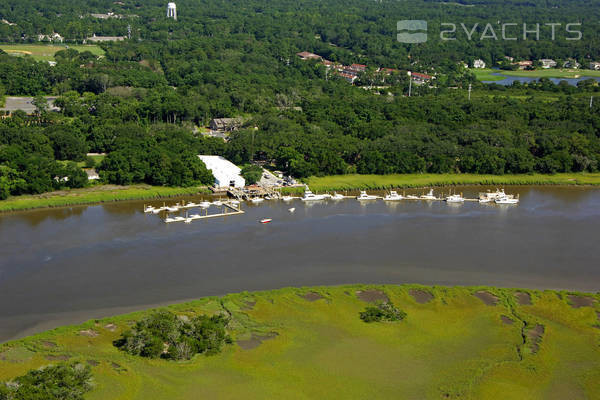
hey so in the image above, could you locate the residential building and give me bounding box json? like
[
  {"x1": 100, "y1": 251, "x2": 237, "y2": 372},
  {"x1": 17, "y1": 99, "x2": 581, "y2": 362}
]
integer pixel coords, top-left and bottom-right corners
[
  {"x1": 516, "y1": 60, "x2": 533, "y2": 70},
  {"x1": 411, "y1": 72, "x2": 433, "y2": 84},
  {"x1": 85, "y1": 169, "x2": 100, "y2": 181},
  {"x1": 473, "y1": 59, "x2": 486, "y2": 69},
  {"x1": 85, "y1": 34, "x2": 125, "y2": 43},
  {"x1": 563, "y1": 59, "x2": 581, "y2": 69},
  {"x1": 589, "y1": 62, "x2": 600, "y2": 71},
  {"x1": 339, "y1": 72, "x2": 357, "y2": 84},
  {"x1": 539, "y1": 59, "x2": 557, "y2": 69},
  {"x1": 198, "y1": 155, "x2": 245, "y2": 188},
  {"x1": 209, "y1": 117, "x2": 243, "y2": 133},
  {"x1": 348, "y1": 63, "x2": 367, "y2": 73}
]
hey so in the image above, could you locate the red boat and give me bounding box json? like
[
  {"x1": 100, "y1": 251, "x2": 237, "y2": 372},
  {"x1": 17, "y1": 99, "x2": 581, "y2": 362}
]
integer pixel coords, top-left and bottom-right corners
[{"x1": 260, "y1": 219, "x2": 272, "y2": 224}]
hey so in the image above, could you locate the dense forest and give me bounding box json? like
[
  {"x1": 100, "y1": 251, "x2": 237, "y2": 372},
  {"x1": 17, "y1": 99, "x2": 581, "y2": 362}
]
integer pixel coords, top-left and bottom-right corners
[{"x1": 1, "y1": 0, "x2": 600, "y2": 198}]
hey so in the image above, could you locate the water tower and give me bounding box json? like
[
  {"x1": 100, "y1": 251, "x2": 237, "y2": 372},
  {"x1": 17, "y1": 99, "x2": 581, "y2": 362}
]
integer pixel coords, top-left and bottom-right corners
[{"x1": 167, "y1": 2, "x2": 177, "y2": 20}]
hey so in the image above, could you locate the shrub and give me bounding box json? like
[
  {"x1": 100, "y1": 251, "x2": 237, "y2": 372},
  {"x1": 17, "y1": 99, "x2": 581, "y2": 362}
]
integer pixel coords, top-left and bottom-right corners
[
  {"x1": 360, "y1": 302, "x2": 407, "y2": 323},
  {"x1": 0, "y1": 362, "x2": 92, "y2": 400},
  {"x1": 114, "y1": 311, "x2": 231, "y2": 360}
]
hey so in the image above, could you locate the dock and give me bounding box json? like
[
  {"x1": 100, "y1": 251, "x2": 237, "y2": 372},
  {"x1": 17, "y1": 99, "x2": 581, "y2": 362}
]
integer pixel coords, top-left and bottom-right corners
[{"x1": 164, "y1": 203, "x2": 244, "y2": 223}]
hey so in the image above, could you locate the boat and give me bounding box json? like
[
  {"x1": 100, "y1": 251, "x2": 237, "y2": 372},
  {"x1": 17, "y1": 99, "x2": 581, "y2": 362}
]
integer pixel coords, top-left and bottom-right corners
[
  {"x1": 495, "y1": 195, "x2": 519, "y2": 204},
  {"x1": 199, "y1": 201, "x2": 211, "y2": 208},
  {"x1": 260, "y1": 218, "x2": 272, "y2": 224},
  {"x1": 164, "y1": 217, "x2": 176, "y2": 223},
  {"x1": 184, "y1": 218, "x2": 192, "y2": 224},
  {"x1": 282, "y1": 196, "x2": 294, "y2": 202},
  {"x1": 331, "y1": 192, "x2": 345, "y2": 200},
  {"x1": 420, "y1": 189, "x2": 437, "y2": 200},
  {"x1": 212, "y1": 200, "x2": 223, "y2": 207},
  {"x1": 356, "y1": 191, "x2": 378, "y2": 201},
  {"x1": 189, "y1": 214, "x2": 201, "y2": 218},
  {"x1": 383, "y1": 191, "x2": 404, "y2": 201},
  {"x1": 301, "y1": 190, "x2": 327, "y2": 201},
  {"x1": 479, "y1": 189, "x2": 506, "y2": 203},
  {"x1": 144, "y1": 205, "x2": 156, "y2": 213},
  {"x1": 288, "y1": 208, "x2": 296, "y2": 213},
  {"x1": 229, "y1": 200, "x2": 240, "y2": 206},
  {"x1": 251, "y1": 197, "x2": 264, "y2": 203},
  {"x1": 405, "y1": 194, "x2": 420, "y2": 200},
  {"x1": 165, "y1": 206, "x2": 179, "y2": 212},
  {"x1": 174, "y1": 216, "x2": 185, "y2": 222},
  {"x1": 184, "y1": 202, "x2": 199, "y2": 208},
  {"x1": 445, "y1": 194, "x2": 465, "y2": 203}
]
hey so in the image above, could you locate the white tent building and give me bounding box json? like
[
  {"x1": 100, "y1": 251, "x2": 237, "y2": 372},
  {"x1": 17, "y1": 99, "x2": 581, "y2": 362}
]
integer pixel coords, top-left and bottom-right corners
[{"x1": 198, "y1": 155, "x2": 245, "y2": 188}]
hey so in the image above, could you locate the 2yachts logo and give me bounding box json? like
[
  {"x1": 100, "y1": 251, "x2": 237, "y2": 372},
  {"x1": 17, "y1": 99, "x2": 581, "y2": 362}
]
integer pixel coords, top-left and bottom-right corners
[
  {"x1": 397, "y1": 21, "x2": 583, "y2": 43},
  {"x1": 397, "y1": 20, "x2": 428, "y2": 43}
]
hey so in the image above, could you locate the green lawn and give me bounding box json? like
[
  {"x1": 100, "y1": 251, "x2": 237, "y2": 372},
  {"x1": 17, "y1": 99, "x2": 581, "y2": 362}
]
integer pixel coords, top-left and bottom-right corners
[
  {"x1": 304, "y1": 173, "x2": 600, "y2": 192},
  {"x1": 0, "y1": 284, "x2": 598, "y2": 399},
  {"x1": 474, "y1": 68, "x2": 600, "y2": 82},
  {"x1": 0, "y1": 44, "x2": 104, "y2": 62},
  {"x1": 0, "y1": 184, "x2": 209, "y2": 212}
]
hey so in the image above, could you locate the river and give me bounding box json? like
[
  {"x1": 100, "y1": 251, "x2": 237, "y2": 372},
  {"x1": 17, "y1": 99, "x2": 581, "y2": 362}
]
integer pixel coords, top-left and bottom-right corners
[
  {"x1": 1, "y1": 186, "x2": 599, "y2": 342},
  {"x1": 482, "y1": 72, "x2": 600, "y2": 86}
]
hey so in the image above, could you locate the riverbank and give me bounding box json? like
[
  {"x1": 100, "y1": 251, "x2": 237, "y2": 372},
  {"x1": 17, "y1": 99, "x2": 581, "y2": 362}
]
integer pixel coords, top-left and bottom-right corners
[
  {"x1": 0, "y1": 184, "x2": 210, "y2": 213},
  {"x1": 0, "y1": 284, "x2": 598, "y2": 399},
  {"x1": 302, "y1": 173, "x2": 600, "y2": 192}
]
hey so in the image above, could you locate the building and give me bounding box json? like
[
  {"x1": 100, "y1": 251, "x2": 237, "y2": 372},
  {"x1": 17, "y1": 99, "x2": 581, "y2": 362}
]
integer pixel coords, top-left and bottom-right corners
[
  {"x1": 209, "y1": 117, "x2": 243, "y2": 133},
  {"x1": 589, "y1": 62, "x2": 600, "y2": 71},
  {"x1": 411, "y1": 72, "x2": 433, "y2": 84},
  {"x1": 563, "y1": 60, "x2": 581, "y2": 69},
  {"x1": 38, "y1": 32, "x2": 63, "y2": 43},
  {"x1": 85, "y1": 169, "x2": 100, "y2": 181},
  {"x1": 296, "y1": 51, "x2": 322, "y2": 61},
  {"x1": 198, "y1": 155, "x2": 245, "y2": 188},
  {"x1": 85, "y1": 34, "x2": 125, "y2": 43},
  {"x1": 473, "y1": 59, "x2": 486, "y2": 69},
  {"x1": 348, "y1": 63, "x2": 367, "y2": 73},
  {"x1": 339, "y1": 72, "x2": 358, "y2": 84},
  {"x1": 167, "y1": 3, "x2": 177, "y2": 20},
  {"x1": 539, "y1": 59, "x2": 557, "y2": 69},
  {"x1": 516, "y1": 60, "x2": 533, "y2": 70}
]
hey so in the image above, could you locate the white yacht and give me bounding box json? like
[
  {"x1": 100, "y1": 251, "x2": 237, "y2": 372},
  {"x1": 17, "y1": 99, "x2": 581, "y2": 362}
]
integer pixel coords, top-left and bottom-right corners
[
  {"x1": 495, "y1": 195, "x2": 519, "y2": 204},
  {"x1": 331, "y1": 192, "x2": 345, "y2": 200},
  {"x1": 356, "y1": 191, "x2": 378, "y2": 200},
  {"x1": 383, "y1": 191, "x2": 403, "y2": 201},
  {"x1": 420, "y1": 189, "x2": 437, "y2": 200},
  {"x1": 445, "y1": 194, "x2": 465, "y2": 203},
  {"x1": 301, "y1": 190, "x2": 327, "y2": 201},
  {"x1": 479, "y1": 189, "x2": 506, "y2": 203}
]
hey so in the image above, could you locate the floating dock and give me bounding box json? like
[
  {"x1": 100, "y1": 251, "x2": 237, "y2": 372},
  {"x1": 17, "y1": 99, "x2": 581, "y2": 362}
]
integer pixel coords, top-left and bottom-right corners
[{"x1": 164, "y1": 203, "x2": 244, "y2": 223}]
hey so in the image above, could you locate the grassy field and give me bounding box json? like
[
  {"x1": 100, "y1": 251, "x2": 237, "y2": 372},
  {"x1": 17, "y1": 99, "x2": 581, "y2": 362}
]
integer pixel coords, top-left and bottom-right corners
[
  {"x1": 0, "y1": 44, "x2": 105, "y2": 62},
  {"x1": 0, "y1": 284, "x2": 598, "y2": 399},
  {"x1": 303, "y1": 173, "x2": 600, "y2": 192},
  {"x1": 474, "y1": 68, "x2": 600, "y2": 82},
  {"x1": 0, "y1": 185, "x2": 210, "y2": 212}
]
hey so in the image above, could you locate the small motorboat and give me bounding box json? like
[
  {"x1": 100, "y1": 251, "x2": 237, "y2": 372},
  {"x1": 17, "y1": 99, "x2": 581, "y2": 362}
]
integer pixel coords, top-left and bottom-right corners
[
  {"x1": 260, "y1": 218, "x2": 272, "y2": 224},
  {"x1": 184, "y1": 218, "x2": 192, "y2": 224},
  {"x1": 174, "y1": 216, "x2": 185, "y2": 221},
  {"x1": 331, "y1": 192, "x2": 345, "y2": 200},
  {"x1": 164, "y1": 217, "x2": 176, "y2": 223},
  {"x1": 282, "y1": 196, "x2": 294, "y2": 202},
  {"x1": 152, "y1": 207, "x2": 164, "y2": 214},
  {"x1": 420, "y1": 189, "x2": 437, "y2": 200},
  {"x1": 184, "y1": 202, "x2": 199, "y2": 208},
  {"x1": 288, "y1": 208, "x2": 296, "y2": 213},
  {"x1": 251, "y1": 197, "x2": 264, "y2": 203},
  {"x1": 356, "y1": 191, "x2": 378, "y2": 201},
  {"x1": 383, "y1": 191, "x2": 403, "y2": 201},
  {"x1": 445, "y1": 194, "x2": 465, "y2": 203},
  {"x1": 212, "y1": 200, "x2": 223, "y2": 207},
  {"x1": 144, "y1": 205, "x2": 156, "y2": 213},
  {"x1": 479, "y1": 189, "x2": 506, "y2": 203},
  {"x1": 229, "y1": 200, "x2": 240, "y2": 206},
  {"x1": 165, "y1": 206, "x2": 179, "y2": 212},
  {"x1": 405, "y1": 194, "x2": 420, "y2": 200},
  {"x1": 199, "y1": 201, "x2": 211, "y2": 208}
]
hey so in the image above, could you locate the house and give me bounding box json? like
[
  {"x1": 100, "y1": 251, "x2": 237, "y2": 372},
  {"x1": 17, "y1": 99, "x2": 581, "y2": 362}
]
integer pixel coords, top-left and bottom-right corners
[
  {"x1": 473, "y1": 59, "x2": 486, "y2": 69},
  {"x1": 348, "y1": 63, "x2": 367, "y2": 73},
  {"x1": 539, "y1": 59, "x2": 557, "y2": 69},
  {"x1": 339, "y1": 72, "x2": 357, "y2": 84},
  {"x1": 38, "y1": 32, "x2": 63, "y2": 43},
  {"x1": 209, "y1": 117, "x2": 243, "y2": 133},
  {"x1": 411, "y1": 72, "x2": 433, "y2": 84},
  {"x1": 516, "y1": 60, "x2": 533, "y2": 70},
  {"x1": 296, "y1": 52, "x2": 322, "y2": 61},
  {"x1": 377, "y1": 67, "x2": 398, "y2": 75},
  {"x1": 84, "y1": 34, "x2": 125, "y2": 43},
  {"x1": 85, "y1": 169, "x2": 100, "y2": 181},
  {"x1": 504, "y1": 56, "x2": 515, "y2": 62},
  {"x1": 589, "y1": 62, "x2": 600, "y2": 71},
  {"x1": 563, "y1": 60, "x2": 581, "y2": 69},
  {"x1": 198, "y1": 155, "x2": 245, "y2": 188}
]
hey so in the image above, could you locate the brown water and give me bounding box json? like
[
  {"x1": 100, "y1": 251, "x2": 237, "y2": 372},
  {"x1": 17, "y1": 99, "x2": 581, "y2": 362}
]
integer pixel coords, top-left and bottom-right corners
[{"x1": 1, "y1": 186, "x2": 599, "y2": 342}]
